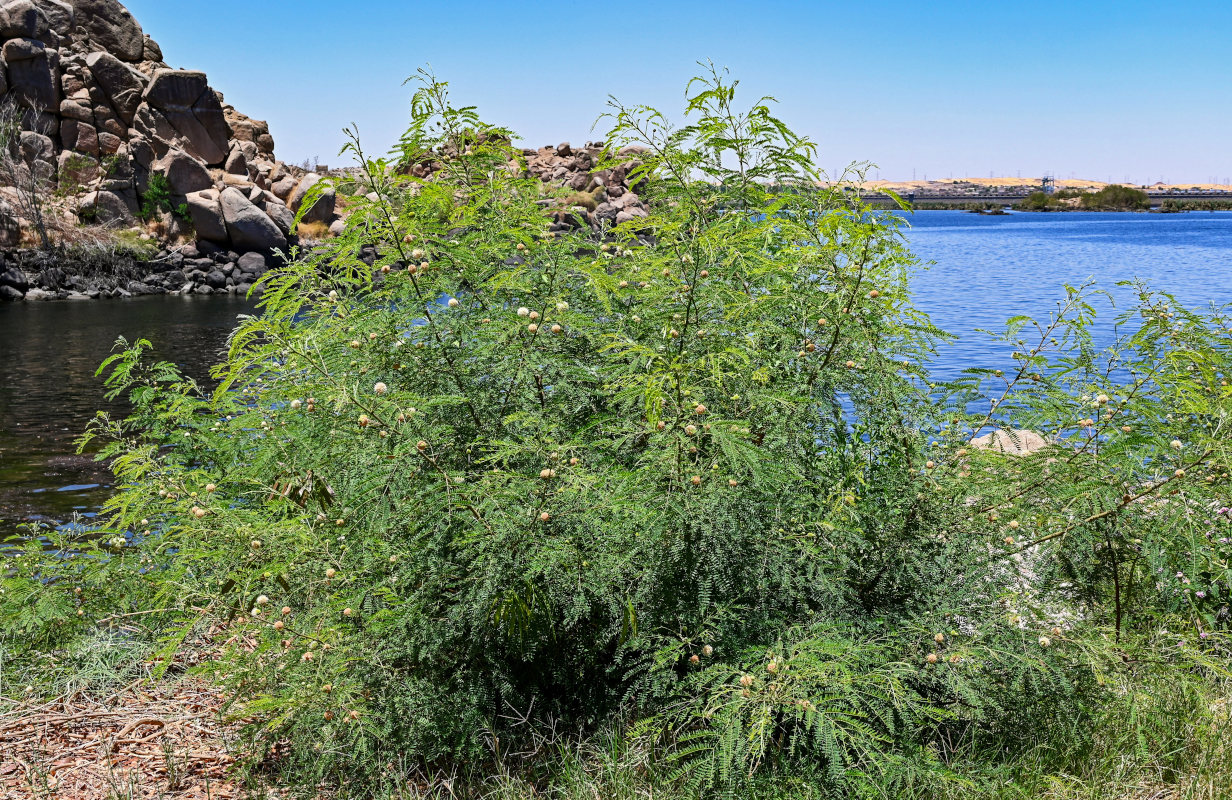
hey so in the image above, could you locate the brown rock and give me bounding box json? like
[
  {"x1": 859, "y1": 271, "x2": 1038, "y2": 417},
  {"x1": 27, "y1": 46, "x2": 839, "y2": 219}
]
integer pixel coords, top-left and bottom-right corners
[
  {"x1": 970, "y1": 429, "x2": 1049, "y2": 456},
  {"x1": 68, "y1": 0, "x2": 145, "y2": 62},
  {"x1": 85, "y1": 50, "x2": 146, "y2": 122}
]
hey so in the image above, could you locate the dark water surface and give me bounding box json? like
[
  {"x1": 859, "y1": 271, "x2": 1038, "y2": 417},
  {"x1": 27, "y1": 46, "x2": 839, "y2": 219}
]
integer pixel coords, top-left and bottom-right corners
[
  {"x1": 1, "y1": 211, "x2": 1230, "y2": 541},
  {"x1": 0, "y1": 294, "x2": 255, "y2": 543}
]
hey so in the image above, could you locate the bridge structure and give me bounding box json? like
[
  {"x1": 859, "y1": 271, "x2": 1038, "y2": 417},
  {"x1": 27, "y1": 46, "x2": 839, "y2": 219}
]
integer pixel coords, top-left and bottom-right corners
[{"x1": 855, "y1": 190, "x2": 1232, "y2": 208}]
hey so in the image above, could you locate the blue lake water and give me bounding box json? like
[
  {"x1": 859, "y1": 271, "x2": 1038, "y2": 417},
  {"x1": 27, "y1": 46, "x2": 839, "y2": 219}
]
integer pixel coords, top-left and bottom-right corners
[
  {"x1": 1, "y1": 211, "x2": 1229, "y2": 540},
  {"x1": 904, "y1": 211, "x2": 1232, "y2": 379}
]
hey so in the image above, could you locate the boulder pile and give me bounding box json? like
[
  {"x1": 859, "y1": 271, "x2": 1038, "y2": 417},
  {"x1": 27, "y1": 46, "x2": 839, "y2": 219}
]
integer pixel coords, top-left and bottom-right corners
[
  {"x1": 0, "y1": 0, "x2": 337, "y2": 262},
  {"x1": 518, "y1": 141, "x2": 651, "y2": 232}
]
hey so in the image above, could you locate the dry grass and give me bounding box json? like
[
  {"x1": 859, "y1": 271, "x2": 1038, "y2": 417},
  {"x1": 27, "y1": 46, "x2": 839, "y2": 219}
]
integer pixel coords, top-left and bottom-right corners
[
  {"x1": 295, "y1": 220, "x2": 333, "y2": 241},
  {"x1": 0, "y1": 679, "x2": 247, "y2": 799}
]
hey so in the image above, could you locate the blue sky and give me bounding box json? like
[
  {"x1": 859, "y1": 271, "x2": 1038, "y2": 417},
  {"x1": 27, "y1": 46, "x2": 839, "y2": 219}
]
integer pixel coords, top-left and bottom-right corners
[{"x1": 125, "y1": 0, "x2": 1232, "y2": 184}]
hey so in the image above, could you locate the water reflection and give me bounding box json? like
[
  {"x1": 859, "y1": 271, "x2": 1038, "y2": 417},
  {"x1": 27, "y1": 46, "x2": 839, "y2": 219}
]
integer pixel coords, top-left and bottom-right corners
[{"x1": 0, "y1": 294, "x2": 255, "y2": 543}]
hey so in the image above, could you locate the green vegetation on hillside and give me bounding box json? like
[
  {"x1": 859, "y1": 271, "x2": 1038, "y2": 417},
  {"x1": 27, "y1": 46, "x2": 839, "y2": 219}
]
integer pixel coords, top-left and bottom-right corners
[
  {"x1": 1017, "y1": 185, "x2": 1151, "y2": 211},
  {"x1": 3, "y1": 70, "x2": 1230, "y2": 799}
]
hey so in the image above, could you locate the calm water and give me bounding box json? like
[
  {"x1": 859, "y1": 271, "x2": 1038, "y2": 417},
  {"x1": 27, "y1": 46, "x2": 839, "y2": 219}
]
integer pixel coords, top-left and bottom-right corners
[
  {"x1": 906, "y1": 211, "x2": 1232, "y2": 379},
  {"x1": 1, "y1": 212, "x2": 1230, "y2": 541},
  {"x1": 0, "y1": 295, "x2": 255, "y2": 543}
]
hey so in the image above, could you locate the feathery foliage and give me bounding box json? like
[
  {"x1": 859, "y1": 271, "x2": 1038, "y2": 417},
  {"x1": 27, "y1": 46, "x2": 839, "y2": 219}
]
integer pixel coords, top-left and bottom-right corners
[{"x1": 2, "y1": 67, "x2": 1230, "y2": 798}]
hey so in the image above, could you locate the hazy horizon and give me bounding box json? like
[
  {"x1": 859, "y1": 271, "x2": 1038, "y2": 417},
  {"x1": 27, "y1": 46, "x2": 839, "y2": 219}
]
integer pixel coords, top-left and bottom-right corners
[{"x1": 124, "y1": 0, "x2": 1232, "y2": 185}]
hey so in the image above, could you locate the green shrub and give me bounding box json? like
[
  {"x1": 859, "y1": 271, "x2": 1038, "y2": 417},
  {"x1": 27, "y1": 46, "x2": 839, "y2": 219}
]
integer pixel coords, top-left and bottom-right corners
[
  {"x1": 3, "y1": 68, "x2": 1230, "y2": 798},
  {"x1": 1079, "y1": 184, "x2": 1150, "y2": 210},
  {"x1": 138, "y1": 171, "x2": 190, "y2": 222}
]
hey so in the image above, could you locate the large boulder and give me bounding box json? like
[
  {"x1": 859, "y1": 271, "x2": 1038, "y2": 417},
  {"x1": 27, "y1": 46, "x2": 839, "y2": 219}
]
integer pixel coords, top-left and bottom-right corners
[
  {"x1": 219, "y1": 186, "x2": 285, "y2": 252},
  {"x1": 288, "y1": 171, "x2": 336, "y2": 224},
  {"x1": 3, "y1": 37, "x2": 59, "y2": 111},
  {"x1": 184, "y1": 188, "x2": 227, "y2": 243},
  {"x1": 0, "y1": 265, "x2": 28, "y2": 292},
  {"x1": 85, "y1": 50, "x2": 145, "y2": 123},
  {"x1": 67, "y1": 0, "x2": 144, "y2": 61},
  {"x1": 78, "y1": 189, "x2": 135, "y2": 225},
  {"x1": 154, "y1": 147, "x2": 211, "y2": 195},
  {"x1": 34, "y1": 0, "x2": 72, "y2": 34},
  {"x1": 141, "y1": 69, "x2": 230, "y2": 165},
  {"x1": 59, "y1": 117, "x2": 98, "y2": 153},
  {"x1": 970, "y1": 429, "x2": 1049, "y2": 456},
  {"x1": 0, "y1": 0, "x2": 57, "y2": 41},
  {"x1": 261, "y1": 197, "x2": 293, "y2": 234}
]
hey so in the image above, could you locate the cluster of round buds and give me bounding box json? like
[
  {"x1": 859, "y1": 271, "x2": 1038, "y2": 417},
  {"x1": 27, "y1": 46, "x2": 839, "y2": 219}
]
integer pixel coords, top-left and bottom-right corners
[
  {"x1": 539, "y1": 468, "x2": 557, "y2": 479},
  {"x1": 1078, "y1": 418, "x2": 1095, "y2": 428},
  {"x1": 350, "y1": 340, "x2": 362, "y2": 349},
  {"x1": 416, "y1": 440, "x2": 428, "y2": 452},
  {"x1": 325, "y1": 568, "x2": 337, "y2": 579},
  {"x1": 306, "y1": 398, "x2": 317, "y2": 412},
  {"x1": 1171, "y1": 439, "x2": 1184, "y2": 450},
  {"x1": 694, "y1": 404, "x2": 707, "y2": 415},
  {"x1": 1007, "y1": 520, "x2": 1020, "y2": 530},
  {"x1": 550, "y1": 324, "x2": 562, "y2": 334},
  {"x1": 691, "y1": 475, "x2": 702, "y2": 486},
  {"x1": 845, "y1": 360, "x2": 857, "y2": 369},
  {"x1": 191, "y1": 507, "x2": 207, "y2": 519},
  {"x1": 343, "y1": 608, "x2": 353, "y2": 617},
  {"x1": 539, "y1": 512, "x2": 551, "y2": 522},
  {"x1": 669, "y1": 329, "x2": 680, "y2": 338},
  {"x1": 689, "y1": 654, "x2": 700, "y2": 664},
  {"x1": 685, "y1": 425, "x2": 698, "y2": 436},
  {"x1": 1096, "y1": 394, "x2": 1111, "y2": 404},
  {"x1": 766, "y1": 661, "x2": 779, "y2": 674},
  {"x1": 702, "y1": 645, "x2": 713, "y2": 657},
  {"x1": 868, "y1": 290, "x2": 880, "y2": 299},
  {"x1": 358, "y1": 414, "x2": 371, "y2": 428},
  {"x1": 447, "y1": 298, "x2": 459, "y2": 308},
  {"x1": 739, "y1": 674, "x2": 754, "y2": 687}
]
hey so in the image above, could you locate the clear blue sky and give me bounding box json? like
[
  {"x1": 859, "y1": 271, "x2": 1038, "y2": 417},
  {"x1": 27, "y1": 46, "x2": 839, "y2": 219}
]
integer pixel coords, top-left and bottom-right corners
[{"x1": 126, "y1": 0, "x2": 1232, "y2": 185}]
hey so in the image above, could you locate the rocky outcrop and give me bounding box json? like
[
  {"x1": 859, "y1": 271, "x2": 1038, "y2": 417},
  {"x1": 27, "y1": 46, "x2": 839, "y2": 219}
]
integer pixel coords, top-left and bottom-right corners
[
  {"x1": 0, "y1": 0, "x2": 346, "y2": 291},
  {"x1": 0, "y1": 237, "x2": 280, "y2": 301}
]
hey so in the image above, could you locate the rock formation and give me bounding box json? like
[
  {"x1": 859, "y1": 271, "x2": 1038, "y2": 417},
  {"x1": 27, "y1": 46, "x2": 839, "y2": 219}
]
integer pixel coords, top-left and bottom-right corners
[
  {"x1": 0, "y1": 0, "x2": 651, "y2": 301},
  {"x1": 0, "y1": 0, "x2": 337, "y2": 265}
]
